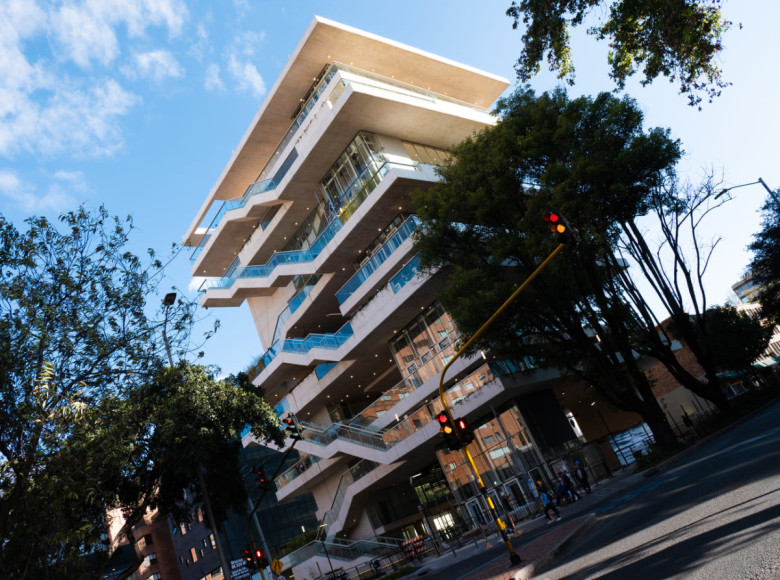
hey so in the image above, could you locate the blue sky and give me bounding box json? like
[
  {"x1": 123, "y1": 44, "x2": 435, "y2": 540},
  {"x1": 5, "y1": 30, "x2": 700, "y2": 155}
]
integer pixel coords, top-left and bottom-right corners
[{"x1": 1, "y1": 0, "x2": 778, "y2": 376}]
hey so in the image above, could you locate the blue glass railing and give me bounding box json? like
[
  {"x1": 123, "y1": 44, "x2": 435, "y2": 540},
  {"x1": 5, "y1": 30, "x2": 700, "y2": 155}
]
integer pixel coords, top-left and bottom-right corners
[
  {"x1": 199, "y1": 217, "x2": 343, "y2": 292},
  {"x1": 199, "y1": 160, "x2": 416, "y2": 293},
  {"x1": 189, "y1": 178, "x2": 278, "y2": 262},
  {"x1": 389, "y1": 254, "x2": 420, "y2": 293},
  {"x1": 315, "y1": 362, "x2": 338, "y2": 379},
  {"x1": 335, "y1": 216, "x2": 420, "y2": 305},
  {"x1": 261, "y1": 322, "x2": 354, "y2": 368},
  {"x1": 189, "y1": 66, "x2": 342, "y2": 263},
  {"x1": 215, "y1": 178, "x2": 277, "y2": 226},
  {"x1": 271, "y1": 283, "x2": 318, "y2": 344}
]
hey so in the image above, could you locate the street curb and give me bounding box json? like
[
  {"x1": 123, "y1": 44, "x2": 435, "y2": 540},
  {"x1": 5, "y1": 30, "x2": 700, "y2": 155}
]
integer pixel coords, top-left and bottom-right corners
[{"x1": 510, "y1": 514, "x2": 598, "y2": 580}]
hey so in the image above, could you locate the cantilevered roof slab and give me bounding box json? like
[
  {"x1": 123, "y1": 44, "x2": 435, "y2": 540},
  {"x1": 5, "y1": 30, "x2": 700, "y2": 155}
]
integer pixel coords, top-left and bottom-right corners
[{"x1": 184, "y1": 16, "x2": 509, "y2": 245}]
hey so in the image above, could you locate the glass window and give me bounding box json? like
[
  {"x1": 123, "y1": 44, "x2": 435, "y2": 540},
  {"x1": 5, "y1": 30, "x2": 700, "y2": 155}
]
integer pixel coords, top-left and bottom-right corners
[
  {"x1": 147, "y1": 552, "x2": 157, "y2": 565},
  {"x1": 190, "y1": 547, "x2": 198, "y2": 562}
]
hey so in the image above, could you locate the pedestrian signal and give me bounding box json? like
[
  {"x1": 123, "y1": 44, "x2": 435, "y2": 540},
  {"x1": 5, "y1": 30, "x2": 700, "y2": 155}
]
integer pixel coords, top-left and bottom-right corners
[{"x1": 454, "y1": 417, "x2": 475, "y2": 445}]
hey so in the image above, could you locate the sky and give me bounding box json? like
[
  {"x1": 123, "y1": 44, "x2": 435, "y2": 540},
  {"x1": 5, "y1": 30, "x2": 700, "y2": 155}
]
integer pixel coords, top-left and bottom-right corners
[{"x1": 1, "y1": 0, "x2": 779, "y2": 377}]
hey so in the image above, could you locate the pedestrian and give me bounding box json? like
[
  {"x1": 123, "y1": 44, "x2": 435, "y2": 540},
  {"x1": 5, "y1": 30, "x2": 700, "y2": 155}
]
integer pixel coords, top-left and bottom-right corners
[
  {"x1": 559, "y1": 470, "x2": 580, "y2": 502},
  {"x1": 537, "y1": 481, "x2": 560, "y2": 524},
  {"x1": 574, "y1": 460, "x2": 591, "y2": 494}
]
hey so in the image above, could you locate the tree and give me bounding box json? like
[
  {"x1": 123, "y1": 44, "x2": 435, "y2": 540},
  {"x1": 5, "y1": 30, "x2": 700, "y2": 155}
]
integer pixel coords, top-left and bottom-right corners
[
  {"x1": 611, "y1": 172, "x2": 760, "y2": 415},
  {"x1": 0, "y1": 207, "x2": 282, "y2": 578},
  {"x1": 506, "y1": 0, "x2": 731, "y2": 107},
  {"x1": 748, "y1": 199, "x2": 780, "y2": 324},
  {"x1": 414, "y1": 87, "x2": 684, "y2": 449},
  {"x1": 693, "y1": 307, "x2": 772, "y2": 372}
]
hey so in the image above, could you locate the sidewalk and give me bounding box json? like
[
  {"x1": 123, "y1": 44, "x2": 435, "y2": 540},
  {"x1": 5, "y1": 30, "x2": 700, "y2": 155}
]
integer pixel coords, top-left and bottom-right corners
[{"x1": 414, "y1": 468, "x2": 641, "y2": 580}]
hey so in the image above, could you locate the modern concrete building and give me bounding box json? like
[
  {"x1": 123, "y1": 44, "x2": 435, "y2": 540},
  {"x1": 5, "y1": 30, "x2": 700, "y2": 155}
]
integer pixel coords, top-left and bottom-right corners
[{"x1": 184, "y1": 17, "x2": 601, "y2": 578}]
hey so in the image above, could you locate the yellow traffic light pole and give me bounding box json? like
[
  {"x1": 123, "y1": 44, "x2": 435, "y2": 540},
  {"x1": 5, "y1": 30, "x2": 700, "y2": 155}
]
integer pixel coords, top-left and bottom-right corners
[{"x1": 437, "y1": 242, "x2": 565, "y2": 566}]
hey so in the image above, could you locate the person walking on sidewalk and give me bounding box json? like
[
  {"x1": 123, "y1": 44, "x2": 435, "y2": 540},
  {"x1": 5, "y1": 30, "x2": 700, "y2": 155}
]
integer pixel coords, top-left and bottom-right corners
[
  {"x1": 537, "y1": 481, "x2": 560, "y2": 524},
  {"x1": 574, "y1": 461, "x2": 591, "y2": 494},
  {"x1": 559, "y1": 470, "x2": 580, "y2": 502}
]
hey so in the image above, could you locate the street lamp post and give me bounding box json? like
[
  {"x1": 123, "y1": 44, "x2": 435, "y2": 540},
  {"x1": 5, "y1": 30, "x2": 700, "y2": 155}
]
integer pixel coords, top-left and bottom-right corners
[
  {"x1": 714, "y1": 177, "x2": 779, "y2": 205},
  {"x1": 317, "y1": 524, "x2": 335, "y2": 578},
  {"x1": 160, "y1": 292, "x2": 232, "y2": 579},
  {"x1": 162, "y1": 292, "x2": 176, "y2": 366}
]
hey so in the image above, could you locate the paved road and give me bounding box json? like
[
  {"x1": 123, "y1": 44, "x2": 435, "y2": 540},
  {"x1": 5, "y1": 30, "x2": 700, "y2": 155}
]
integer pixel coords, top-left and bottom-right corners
[{"x1": 541, "y1": 400, "x2": 780, "y2": 579}]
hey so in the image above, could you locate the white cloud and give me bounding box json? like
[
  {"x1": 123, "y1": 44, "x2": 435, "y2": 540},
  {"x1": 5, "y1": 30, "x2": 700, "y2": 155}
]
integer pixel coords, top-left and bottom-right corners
[
  {"x1": 129, "y1": 50, "x2": 184, "y2": 82},
  {"x1": 188, "y1": 19, "x2": 212, "y2": 61},
  {"x1": 50, "y1": 0, "x2": 188, "y2": 68},
  {"x1": 0, "y1": 169, "x2": 76, "y2": 213},
  {"x1": 52, "y1": 3, "x2": 120, "y2": 67},
  {"x1": 0, "y1": 169, "x2": 22, "y2": 192},
  {"x1": 204, "y1": 63, "x2": 223, "y2": 91},
  {"x1": 53, "y1": 169, "x2": 88, "y2": 190},
  {"x1": 0, "y1": 78, "x2": 140, "y2": 158},
  {"x1": 0, "y1": 0, "x2": 192, "y2": 159},
  {"x1": 228, "y1": 56, "x2": 265, "y2": 98},
  {"x1": 224, "y1": 30, "x2": 266, "y2": 98}
]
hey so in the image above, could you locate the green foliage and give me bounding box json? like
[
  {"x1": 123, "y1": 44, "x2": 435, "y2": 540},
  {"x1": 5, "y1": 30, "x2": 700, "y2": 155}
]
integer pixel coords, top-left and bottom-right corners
[
  {"x1": 688, "y1": 306, "x2": 773, "y2": 372},
  {"x1": 413, "y1": 87, "x2": 686, "y2": 447},
  {"x1": 749, "y1": 200, "x2": 780, "y2": 325},
  {"x1": 506, "y1": 0, "x2": 731, "y2": 107},
  {"x1": 0, "y1": 206, "x2": 282, "y2": 578}
]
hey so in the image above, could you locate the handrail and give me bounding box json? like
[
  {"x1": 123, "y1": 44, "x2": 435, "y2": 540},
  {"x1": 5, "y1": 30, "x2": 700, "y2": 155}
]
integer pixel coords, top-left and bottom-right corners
[
  {"x1": 198, "y1": 160, "x2": 418, "y2": 294},
  {"x1": 275, "y1": 362, "x2": 497, "y2": 492},
  {"x1": 335, "y1": 215, "x2": 420, "y2": 305}
]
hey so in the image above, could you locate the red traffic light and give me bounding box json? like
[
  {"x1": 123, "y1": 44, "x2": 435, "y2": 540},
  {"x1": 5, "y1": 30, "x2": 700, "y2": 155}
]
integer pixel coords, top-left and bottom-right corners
[
  {"x1": 544, "y1": 212, "x2": 566, "y2": 234},
  {"x1": 436, "y1": 412, "x2": 449, "y2": 424},
  {"x1": 455, "y1": 418, "x2": 467, "y2": 431},
  {"x1": 255, "y1": 548, "x2": 263, "y2": 559}
]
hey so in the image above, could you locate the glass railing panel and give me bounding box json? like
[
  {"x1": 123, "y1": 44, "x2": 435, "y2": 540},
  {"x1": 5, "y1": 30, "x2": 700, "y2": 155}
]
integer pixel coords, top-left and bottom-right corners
[
  {"x1": 198, "y1": 160, "x2": 420, "y2": 294},
  {"x1": 335, "y1": 216, "x2": 420, "y2": 304},
  {"x1": 254, "y1": 66, "x2": 341, "y2": 186},
  {"x1": 389, "y1": 254, "x2": 420, "y2": 293},
  {"x1": 315, "y1": 362, "x2": 338, "y2": 379},
  {"x1": 189, "y1": 66, "x2": 344, "y2": 264},
  {"x1": 274, "y1": 363, "x2": 496, "y2": 491},
  {"x1": 380, "y1": 363, "x2": 496, "y2": 447},
  {"x1": 259, "y1": 323, "x2": 353, "y2": 366},
  {"x1": 271, "y1": 283, "x2": 318, "y2": 344},
  {"x1": 276, "y1": 453, "x2": 321, "y2": 489},
  {"x1": 349, "y1": 331, "x2": 458, "y2": 427},
  {"x1": 189, "y1": 234, "x2": 210, "y2": 262},
  {"x1": 189, "y1": 178, "x2": 278, "y2": 261}
]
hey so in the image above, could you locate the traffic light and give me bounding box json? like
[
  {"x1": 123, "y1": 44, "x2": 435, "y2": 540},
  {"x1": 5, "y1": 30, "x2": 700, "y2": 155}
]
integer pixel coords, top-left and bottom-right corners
[
  {"x1": 436, "y1": 412, "x2": 460, "y2": 451},
  {"x1": 282, "y1": 414, "x2": 304, "y2": 441},
  {"x1": 255, "y1": 548, "x2": 268, "y2": 568},
  {"x1": 241, "y1": 548, "x2": 253, "y2": 566},
  {"x1": 543, "y1": 211, "x2": 579, "y2": 244},
  {"x1": 454, "y1": 417, "x2": 475, "y2": 445},
  {"x1": 253, "y1": 465, "x2": 274, "y2": 491}
]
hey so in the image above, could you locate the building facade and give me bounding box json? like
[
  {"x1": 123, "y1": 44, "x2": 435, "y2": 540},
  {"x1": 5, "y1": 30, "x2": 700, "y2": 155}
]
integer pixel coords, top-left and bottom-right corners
[{"x1": 184, "y1": 17, "x2": 598, "y2": 577}]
